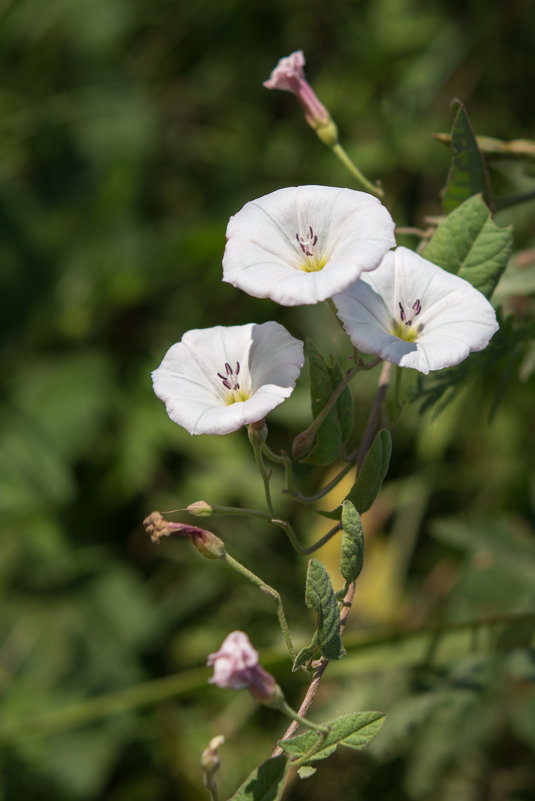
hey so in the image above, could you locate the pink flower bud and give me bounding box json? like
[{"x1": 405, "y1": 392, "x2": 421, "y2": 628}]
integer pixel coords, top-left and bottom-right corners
[
  {"x1": 264, "y1": 51, "x2": 338, "y2": 144},
  {"x1": 207, "y1": 631, "x2": 280, "y2": 702}
]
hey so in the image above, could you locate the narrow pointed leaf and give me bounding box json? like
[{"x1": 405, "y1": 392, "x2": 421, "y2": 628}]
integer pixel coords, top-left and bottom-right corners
[
  {"x1": 278, "y1": 712, "x2": 385, "y2": 763},
  {"x1": 340, "y1": 501, "x2": 365, "y2": 584},
  {"x1": 442, "y1": 100, "x2": 492, "y2": 214},
  {"x1": 301, "y1": 338, "x2": 353, "y2": 465},
  {"x1": 422, "y1": 194, "x2": 512, "y2": 299},
  {"x1": 305, "y1": 560, "x2": 345, "y2": 660},
  {"x1": 348, "y1": 429, "x2": 391, "y2": 514},
  {"x1": 227, "y1": 754, "x2": 289, "y2": 801}
]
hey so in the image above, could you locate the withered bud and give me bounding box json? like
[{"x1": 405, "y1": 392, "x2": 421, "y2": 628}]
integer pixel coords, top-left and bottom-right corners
[
  {"x1": 143, "y1": 511, "x2": 170, "y2": 543},
  {"x1": 143, "y1": 511, "x2": 225, "y2": 557}
]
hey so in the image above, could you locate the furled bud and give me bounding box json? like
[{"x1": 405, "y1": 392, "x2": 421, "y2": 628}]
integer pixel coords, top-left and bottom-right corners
[
  {"x1": 264, "y1": 50, "x2": 338, "y2": 146},
  {"x1": 207, "y1": 631, "x2": 282, "y2": 703}
]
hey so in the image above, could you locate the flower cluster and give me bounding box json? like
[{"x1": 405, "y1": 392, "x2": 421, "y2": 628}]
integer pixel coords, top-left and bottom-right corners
[{"x1": 152, "y1": 183, "x2": 498, "y2": 435}]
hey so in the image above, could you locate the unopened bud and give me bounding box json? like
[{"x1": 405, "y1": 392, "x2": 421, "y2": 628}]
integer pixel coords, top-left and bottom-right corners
[
  {"x1": 247, "y1": 419, "x2": 268, "y2": 447},
  {"x1": 187, "y1": 500, "x2": 213, "y2": 518},
  {"x1": 292, "y1": 428, "x2": 315, "y2": 460},
  {"x1": 201, "y1": 734, "x2": 225, "y2": 775}
]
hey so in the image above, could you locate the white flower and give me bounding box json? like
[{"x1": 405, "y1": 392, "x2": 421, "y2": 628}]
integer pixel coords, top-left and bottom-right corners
[
  {"x1": 151, "y1": 322, "x2": 304, "y2": 435},
  {"x1": 222, "y1": 185, "x2": 396, "y2": 306},
  {"x1": 333, "y1": 246, "x2": 499, "y2": 374}
]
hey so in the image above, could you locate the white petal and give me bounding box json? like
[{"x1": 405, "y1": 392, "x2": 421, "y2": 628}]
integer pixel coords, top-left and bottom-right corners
[
  {"x1": 334, "y1": 247, "x2": 499, "y2": 374},
  {"x1": 152, "y1": 323, "x2": 304, "y2": 435},
  {"x1": 223, "y1": 185, "x2": 396, "y2": 306}
]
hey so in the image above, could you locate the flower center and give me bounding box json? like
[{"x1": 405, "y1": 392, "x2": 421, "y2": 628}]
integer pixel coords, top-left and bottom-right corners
[
  {"x1": 391, "y1": 299, "x2": 423, "y2": 342},
  {"x1": 295, "y1": 226, "x2": 326, "y2": 272},
  {"x1": 217, "y1": 362, "x2": 250, "y2": 404}
]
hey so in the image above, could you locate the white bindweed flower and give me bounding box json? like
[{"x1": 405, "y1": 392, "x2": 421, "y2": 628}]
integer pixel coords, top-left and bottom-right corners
[
  {"x1": 151, "y1": 322, "x2": 304, "y2": 435},
  {"x1": 334, "y1": 246, "x2": 499, "y2": 374},
  {"x1": 222, "y1": 185, "x2": 396, "y2": 306}
]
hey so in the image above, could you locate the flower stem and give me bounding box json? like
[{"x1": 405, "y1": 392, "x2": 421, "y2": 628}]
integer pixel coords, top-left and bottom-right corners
[
  {"x1": 331, "y1": 143, "x2": 383, "y2": 198},
  {"x1": 261, "y1": 445, "x2": 296, "y2": 496},
  {"x1": 250, "y1": 437, "x2": 275, "y2": 517},
  {"x1": 223, "y1": 552, "x2": 295, "y2": 660}
]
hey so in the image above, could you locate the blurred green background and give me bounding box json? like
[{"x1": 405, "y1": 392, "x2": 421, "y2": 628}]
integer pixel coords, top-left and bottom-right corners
[{"x1": 1, "y1": 0, "x2": 534, "y2": 799}]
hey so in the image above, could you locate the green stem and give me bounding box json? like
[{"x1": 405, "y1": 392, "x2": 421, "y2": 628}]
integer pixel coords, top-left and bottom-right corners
[
  {"x1": 261, "y1": 445, "x2": 295, "y2": 496},
  {"x1": 331, "y1": 143, "x2": 384, "y2": 198},
  {"x1": 201, "y1": 504, "x2": 272, "y2": 521},
  {"x1": 224, "y1": 553, "x2": 295, "y2": 660},
  {"x1": 251, "y1": 437, "x2": 275, "y2": 517}
]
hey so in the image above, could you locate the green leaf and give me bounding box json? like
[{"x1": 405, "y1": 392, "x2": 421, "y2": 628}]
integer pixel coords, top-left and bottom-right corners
[
  {"x1": 227, "y1": 755, "x2": 289, "y2": 801},
  {"x1": 292, "y1": 639, "x2": 318, "y2": 672},
  {"x1": 305, "y1": 560, "x2": 345, "y2": 661},
  {"x1": 278, "y1": 712, "x2": 385, "y2": 764},
  {"x1": 301, "y1": 338, "x2": 353, "y2": 465},
  {"x1": 422, "y1": 194, "x2": 512, "y2": 299},
  {"x1": 297, "y1": 766, "x2": 317, "y2": 779},
  {"x1": 340, "y1": 501, "x2": 365, "y2": 584},
  {"x1": 348, "y1": 429, "x2": 392, "y2": 514},
  {"x1": 442, "y1": 100, "x2": 492, "y2": 214}
]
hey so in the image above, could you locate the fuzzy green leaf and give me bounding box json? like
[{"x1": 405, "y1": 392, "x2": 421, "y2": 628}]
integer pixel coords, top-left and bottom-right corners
[
  {"x1": 278, "y1": 712, "x2": 385, "y2": 764},
  {"x1": 227, "y1": 755, "x2": 289, "y2": 801},
  {"x1": 442, "y1": 100, "x2": 492, "y2": 214},
  {"x1": 305, "y1": 560, "x2": 345, "y2": 660},
  {"x1": 422, "y1": 194, "x2": 512, "y2": 299},
  {"x1": 301, "y1": 338, "x2": 353, "y2": 465},
  {"x1": 340, "y1": 501, "x2": 365, "y2": 584}
]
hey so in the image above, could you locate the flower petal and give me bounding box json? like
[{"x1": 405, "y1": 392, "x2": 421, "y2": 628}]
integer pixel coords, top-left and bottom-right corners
[
  {"x1": 223, "y1": 185, "x2": 396, "y2": 306},
  {"x1": 152, "y1": 322, "x2": 304, "y2": 435},
  {"x1": 334, "y1": 247, "x2": 499, "y2": 374}
]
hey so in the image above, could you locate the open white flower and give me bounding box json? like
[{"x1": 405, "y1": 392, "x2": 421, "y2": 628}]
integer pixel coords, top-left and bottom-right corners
[
  {"x1": 333, "y1": 247, "x2": 499, "y2": 374},
  {"x1": 152, "y1": 322, "x2": 304, "y2": 435},
  {"x1": 222, "y1": 185, "x2": 396, "y2": 306}
]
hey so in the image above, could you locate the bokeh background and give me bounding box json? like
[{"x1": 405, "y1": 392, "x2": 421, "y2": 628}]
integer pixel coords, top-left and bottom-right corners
[{"x1": 1, "y1": 0, "x2": 534, "y2": 799}]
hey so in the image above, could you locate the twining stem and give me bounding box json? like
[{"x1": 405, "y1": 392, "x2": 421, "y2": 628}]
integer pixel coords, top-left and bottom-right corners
[
  {"x1": 331, "y1": 142, "x2": 384, "y2": 198},
  {"x1": 354, "y1": 360, "x2": 392, "y2": 470},
  {"x1": 251, "y1": 436, "x2": 275, "y2": 517},
  {"x1": 261, "y1": 445, "x2": 295, "y2": 496},
  {"x1": 224, "y1": 553, "x2": 295, "y2": 660},
  {"x1": 273, "y1": 581, "x2": 356, "y2": 754},
  {"x1": 271, "y1": 518, "x2": 342, "y2": 556}
]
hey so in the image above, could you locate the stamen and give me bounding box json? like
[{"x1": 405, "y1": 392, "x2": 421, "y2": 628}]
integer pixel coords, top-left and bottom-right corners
[
  {"x1": 217, "y1": 362, "x2": 240, "y2": 391},
  {"x1": 296, "y1": 226, "x2": 319, "y2": 258},
  {"x1": 399, "y1": 298, "x2": 422, "y2": 326}
]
